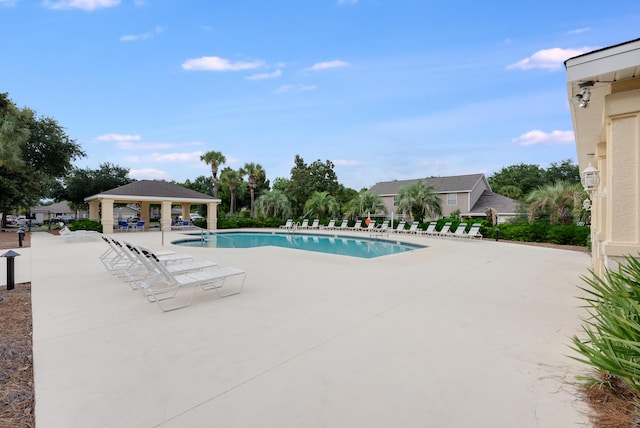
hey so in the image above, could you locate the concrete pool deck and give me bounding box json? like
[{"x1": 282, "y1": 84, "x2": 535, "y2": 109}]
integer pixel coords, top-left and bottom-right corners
[{"x1": 25, "y1": 229, "x2": 590, "y2": 427}]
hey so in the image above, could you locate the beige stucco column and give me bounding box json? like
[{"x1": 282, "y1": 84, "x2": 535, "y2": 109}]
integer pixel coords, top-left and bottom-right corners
[
  {"x1": 600, "y1": 88, "x2": 640, "y2": 273},
  {"x1": 139, "y1": 202, "x2": 150, "y2": 231},
  {"x1": 88, "y1": 200, "x2": 100, "y2": 221},
  {"x1": 160, "y1": 201, "x2": 172, "y2": 232},
  {"x1": 101, "y1": 198, "x2": 115, "y2": 234},
  {"x1": 207, "y1": 202, "x2": 218, "y2": 230},
  {"x1": 181, "y1": 204, "x2": 191, "y2": 221}
]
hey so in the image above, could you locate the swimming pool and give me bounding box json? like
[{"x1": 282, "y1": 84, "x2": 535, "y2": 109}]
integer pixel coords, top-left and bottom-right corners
[{"x1": 172, "y1": 232, "x2": 424, "y2": 259}]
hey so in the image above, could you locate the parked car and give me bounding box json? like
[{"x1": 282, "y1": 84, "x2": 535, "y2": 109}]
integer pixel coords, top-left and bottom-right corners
[
  {"x1": 53, "y1": 215, "x2": 74, "y2": 223},
  {"x1": 5, "y1": 215, "x2": 17, "y2": 224},
  {"x1": 16, "y1": 216, "x2": 43, "y2": 226},
  {"x1": 178, "y1": 213, "x2": 204, "y2": 222}
]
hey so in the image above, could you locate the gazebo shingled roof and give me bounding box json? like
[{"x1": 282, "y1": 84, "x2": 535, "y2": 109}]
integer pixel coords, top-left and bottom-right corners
[{"x1": 94, "y1": 180, "x2": 215, "y2": 200}]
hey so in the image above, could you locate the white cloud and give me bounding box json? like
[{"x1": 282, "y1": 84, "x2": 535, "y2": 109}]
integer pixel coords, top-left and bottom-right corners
[
  {"x1": 149, "y1": 152, "x2": 204, "y2": 162},
  {"x1": 124, "y1": 151, "x2": 204, "y2": 163},
  {"x1": 182, "y1": 56, "x2": 263, "y2": 71},
  {"x1": 120, "y1": 26, "x2": 165, "y2": 42},
  {"x1": 44, "y1": 0, "x2": 120, "y2": 10},
  {"x1": 0, "y1": 0, "x2": 18, "y2": 6},
  {"x1": 507, "y1": 47, "x2": 595, "y2": 71},
  {"x1": 512, "y1": 130, "x2": 574, "y2": 146},
  {"x1": 306, "y1": 60, "x2": 348, "y2": 71},
  {"x1": 568, "y1": 27, "x2": 591, "y2": 35},
  {"x1": 333, "y1": 159, "x2": 364, "y2": 166},
  {"x1": 273, "y1": 84, "x2": 317, "y2": 94},
  {"x1": 338, "y1": 0, "x2": 358, "y2": 4},
  {"x1": 128, "y1": 168, "x2": 169, "y2": 180},
  {"x1": 96, "y1": 133, "x2": 141, "y2": 142},
  {"x1": 246, "y1": 69, "x2": 282, "y2": 80}
]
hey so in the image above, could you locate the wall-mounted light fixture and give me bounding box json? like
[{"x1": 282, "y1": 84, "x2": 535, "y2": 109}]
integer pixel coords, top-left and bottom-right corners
[
  {"x1": 581, "y1": 163, "x2": 600, "y2": 193},
  {"x1": 574, "y1": 81, "x2": 594, "y2": 108}
]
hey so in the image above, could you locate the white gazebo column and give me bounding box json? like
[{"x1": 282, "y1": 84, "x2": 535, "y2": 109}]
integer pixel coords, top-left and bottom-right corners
[
  {"x1": 101, "y1": 198, "x2": 115, "y2": 234},
  {"x1": 207, "y1": 202, "x2": 218, "y2": 230},
  {"x1": 161, "y1": 201, "x2": 173, "y2": 232},
  {"x1": 139, "y1": 202, "x2": 150, "y2": 231},
  {"x1": 88, "y1": 200, "x2": 100, "y2": 221}
]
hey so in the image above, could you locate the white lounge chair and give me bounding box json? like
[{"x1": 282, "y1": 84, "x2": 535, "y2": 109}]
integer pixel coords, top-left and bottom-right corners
[
  {"x1": 137, "y1": 263, "x2": 246, "y2": 312},
  {"x1": 451, "y1": 223, "x2": 468, "y2": 238},
  {"x1": 364, "y1": 221, "x2": 377, "y2": 232},
  {"x1": 321, "y1": 219, "x2": 336, "y2": 230},
  {"x1": 402, "y1": 221, "x2": 420, "y2": 234},
  {"x1": 461, "y1": 223, "x2": 483, "y2": 239},
  {"x1": 433, "y1": 222, "x2": 453, "y2": 237},
  {"x1": 308, "y1": 219, "x2": 320, "y2": 229},
  {"x1": 299, "y1": 219, "x2": 310, "y2": 229},
  {"x1": 349, "y1": 220, "x2": 363, "y2": 231},
  {"x1": 418, "y1": 222, "x2": 437, "y2": 236},
  {"x1": 60, "y1": 226, "x2": 100, "y2": 243},
  {"x1": 391, "y1": 221, "x2": 406, "y2": 233},
  {"x1": 337, "y1": 219, "x2": 349, "y2": 230},
  {"x1": 279, "y1": 219, "x2": 294, "y2": 229}
]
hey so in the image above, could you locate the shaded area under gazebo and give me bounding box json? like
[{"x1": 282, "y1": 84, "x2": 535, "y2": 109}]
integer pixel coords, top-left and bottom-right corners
[{"x1": 84, "y1": 180, "x2": 220, "y2": 234}]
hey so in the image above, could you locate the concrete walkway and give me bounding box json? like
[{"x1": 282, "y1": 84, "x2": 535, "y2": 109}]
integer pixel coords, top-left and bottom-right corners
[{"x1": 29, "y1": 230, "x2": 590, "y2": 427}]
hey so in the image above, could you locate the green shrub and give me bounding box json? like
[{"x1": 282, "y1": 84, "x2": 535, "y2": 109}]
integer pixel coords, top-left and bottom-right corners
[
  {"x1": 484, "y1": 222, "x2": 589, "y2": 246},
  {"x1": 571, "y1": 255, "x2": 640, "y2": 392},
  {"x1": 68, "y1": 219, "x2": 102, "y2": 232},
  {"x1": 547, "y1": 225, "x2": 590, "y2": 246},
  {"x1": 218, "y1": 217, "x2": 283, "y2": 229}
]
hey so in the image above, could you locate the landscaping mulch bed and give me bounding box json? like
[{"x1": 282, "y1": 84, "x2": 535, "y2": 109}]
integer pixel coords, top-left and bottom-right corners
[{"x1": 0, "y1": 231, "x2": 34, "y2": 428}]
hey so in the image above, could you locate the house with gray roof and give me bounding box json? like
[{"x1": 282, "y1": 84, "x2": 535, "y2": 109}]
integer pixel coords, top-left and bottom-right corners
[{"x1": 368, "y1": 173, "x2": 519, "y2": 223}]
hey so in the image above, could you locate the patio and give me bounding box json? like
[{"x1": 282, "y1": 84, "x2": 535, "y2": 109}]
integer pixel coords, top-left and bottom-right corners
[{"x1": 28, "y1": 230, "x2": 590, "y2": 427}]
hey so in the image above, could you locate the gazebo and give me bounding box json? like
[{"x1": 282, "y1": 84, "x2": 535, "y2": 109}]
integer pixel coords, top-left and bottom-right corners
[{"x1": 84, "y1": 180, "x2": 221, "y2": 234}]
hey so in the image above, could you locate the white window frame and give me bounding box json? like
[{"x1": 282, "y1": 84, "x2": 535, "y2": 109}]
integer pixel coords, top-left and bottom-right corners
[{"x1": 447, "y1": 193, "x2": 457, "y2": 206}]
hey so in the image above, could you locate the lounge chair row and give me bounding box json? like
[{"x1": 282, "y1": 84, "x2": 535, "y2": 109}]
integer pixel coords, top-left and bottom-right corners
[
  {"x1": 280, "y1": 219, "x2": 389, "y2": 232},
  {"x1": 414, "y1": 222, "x2": 483, "y2": 239},
  {"x1": 279, "y1": 219, "x2": 482, "y2": 239},
  {"x1": 98, "y1": 235, "x2": 245, "y2": 311}
]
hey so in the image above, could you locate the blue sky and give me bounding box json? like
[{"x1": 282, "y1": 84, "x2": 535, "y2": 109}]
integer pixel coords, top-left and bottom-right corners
[{"x1": 2, "y1": 0, "x2": 639, "y2": 190}]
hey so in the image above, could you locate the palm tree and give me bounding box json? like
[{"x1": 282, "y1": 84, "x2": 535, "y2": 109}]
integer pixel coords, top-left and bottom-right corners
[
  {"x1": 526, "y1": 181, "x2": 586, "y2": 225},
  {"x1": 200, "y1": 150, "x2": 226, "y2": 198},
  {"x1": 304, "y1": 191, "x2": 340, "y2": 219},
  {"x1": 241, "y1": 162, "x2": 265, "y2": 218},
  {"x1": 220, "y1": 168, "x2": 242, "y2": 215},
  {"x1": 345, "y1": 191, "x2": 386, "y2": 219},
  {"x1": 396, "y1": 181, "x2": 442, "y2": 222},
  {"x1": 0, "y1": 115, "x2": 28, "y2": 171},
  {"x1": 255, "y1": 190, "x2": 292, "y2": 220}
]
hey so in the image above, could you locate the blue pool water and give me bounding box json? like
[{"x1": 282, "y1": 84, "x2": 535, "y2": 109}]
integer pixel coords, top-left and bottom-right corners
[{"x1": 172, "y1": 232, "x2": 424, "y2": 259}]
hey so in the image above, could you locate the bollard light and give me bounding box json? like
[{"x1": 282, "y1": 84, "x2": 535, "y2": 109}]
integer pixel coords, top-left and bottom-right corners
[{"x1": 1, "y1": 250, "x2": 21, "y2": 291}]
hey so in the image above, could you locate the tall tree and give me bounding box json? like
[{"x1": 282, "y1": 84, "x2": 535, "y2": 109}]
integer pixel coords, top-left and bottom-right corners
[
  {"x1": 0, "y1": 93, "x2": 85, "y2": 220},
  {"x1": 396, "y1": 181, "x2": 441, "y2": 222},
  {"x1": 545, "y1": 159, "x2": 581, "y2": 185},
  {"x1": 526, "y1": 181, "x2": 586, "y2": 225},
  {"x1": 183, "y1": 175, "x2": 214, "y2": 195},
  {"x1": 220, "y1": 167, "x2": 243, "y2": 215},
  {"x1": 200, "y1": 150, "x2": 226, "y2": 198},
  {"x1": 57, "y1": 163, "x2": 133, "y2": 209},
  {"x1": 488, "y1": 163, "x2": 546, "y2": 199},
  {"x1": 255, "y1": 189, "x2": 292, "y2": 219},
  {"x1": 241, "y1": 162, "x2": 266, "y2": 218},
  {"x1": 0, "y1": 115, "x2": 28, "y2": 171},
  {"x1": 304, "y1": 191, "x2": 340, "y2": 219},
  {"x1": 345, "y1": 191, "x2": 386, "y2": 219},
  {"x1": 285, "y1": 155, "x2": 340, "y2": 216}
]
